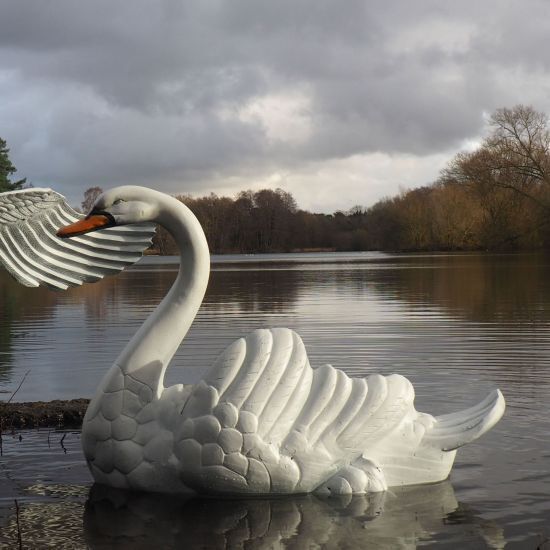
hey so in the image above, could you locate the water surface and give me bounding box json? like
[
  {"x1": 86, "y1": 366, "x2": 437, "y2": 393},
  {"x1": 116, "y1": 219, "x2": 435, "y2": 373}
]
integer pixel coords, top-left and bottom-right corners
[{"x1": 1, "y1": 252, "x2": 549, "y2": 548}]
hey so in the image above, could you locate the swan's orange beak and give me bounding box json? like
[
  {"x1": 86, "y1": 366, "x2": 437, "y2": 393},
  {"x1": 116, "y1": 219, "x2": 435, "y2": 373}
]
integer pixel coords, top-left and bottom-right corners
[{"x1": 57, "y1": 214, "x2": 114, "y2": 238}]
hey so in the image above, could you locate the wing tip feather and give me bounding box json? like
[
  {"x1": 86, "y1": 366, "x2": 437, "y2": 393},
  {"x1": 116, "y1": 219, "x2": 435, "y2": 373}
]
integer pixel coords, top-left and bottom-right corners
[{"x1": 431, "y1": 388, "x2": 505, "y2": 451}]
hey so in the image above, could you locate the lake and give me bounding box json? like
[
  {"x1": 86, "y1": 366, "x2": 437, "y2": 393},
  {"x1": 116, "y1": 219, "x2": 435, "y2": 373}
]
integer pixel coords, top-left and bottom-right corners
[{"x1": 1, "y1": 251, "x2": 549, "y2": 548}]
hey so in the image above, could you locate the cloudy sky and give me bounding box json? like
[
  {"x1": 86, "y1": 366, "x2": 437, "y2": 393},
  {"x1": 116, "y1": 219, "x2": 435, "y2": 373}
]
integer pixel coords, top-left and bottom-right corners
[{"x1": 1, "y1": 1, "x2": 549, "y2": 212}]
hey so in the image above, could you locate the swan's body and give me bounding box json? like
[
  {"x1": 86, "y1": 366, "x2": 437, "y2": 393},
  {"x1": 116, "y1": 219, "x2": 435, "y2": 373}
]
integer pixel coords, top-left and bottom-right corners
[{"x1": 0, "y1": 186, "x2": 505, "y2": 495}]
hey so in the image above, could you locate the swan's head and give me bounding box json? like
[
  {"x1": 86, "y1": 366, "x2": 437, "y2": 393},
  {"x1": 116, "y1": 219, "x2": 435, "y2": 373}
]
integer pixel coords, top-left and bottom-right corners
[{"x1": 57, "y1": 186, "x2": 161, "y2": 238}]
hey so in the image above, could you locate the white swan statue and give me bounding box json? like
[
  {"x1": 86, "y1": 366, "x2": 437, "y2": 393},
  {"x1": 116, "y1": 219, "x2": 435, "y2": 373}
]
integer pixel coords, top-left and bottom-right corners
[{"x1": 0, "y1": 186, "x2": 505, "y2": 495}]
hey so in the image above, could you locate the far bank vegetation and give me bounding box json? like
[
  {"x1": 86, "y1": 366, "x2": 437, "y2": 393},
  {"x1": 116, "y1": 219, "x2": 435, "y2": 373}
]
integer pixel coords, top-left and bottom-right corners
[{"x1": 89, "y1": 105, "x2": 550, "y2": 254}]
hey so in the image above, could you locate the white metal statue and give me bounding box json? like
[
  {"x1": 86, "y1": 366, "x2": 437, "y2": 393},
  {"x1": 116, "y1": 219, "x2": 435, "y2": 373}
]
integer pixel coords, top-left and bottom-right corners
[{"x1": 0, "y1": 186, "x2": 505, "y2": 495}]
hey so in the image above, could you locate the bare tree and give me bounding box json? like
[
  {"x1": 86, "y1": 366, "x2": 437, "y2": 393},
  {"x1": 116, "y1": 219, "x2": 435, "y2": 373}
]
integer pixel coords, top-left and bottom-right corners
[
  {"x1": 440, "y1": 105, "x2": 550, "y2": 247},
  {"x1": 81, "y1": 186, "x2": 104, "y2": 213},
  {"x1": 488, "y1": 105, "x2": 550, "y2": 186}
]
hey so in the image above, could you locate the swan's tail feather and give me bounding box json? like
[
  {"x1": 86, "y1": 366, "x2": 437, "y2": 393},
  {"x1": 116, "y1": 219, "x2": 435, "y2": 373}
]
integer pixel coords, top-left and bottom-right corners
[{"x1": 424, "y1": 389, "x2": 505, "y2": 451}]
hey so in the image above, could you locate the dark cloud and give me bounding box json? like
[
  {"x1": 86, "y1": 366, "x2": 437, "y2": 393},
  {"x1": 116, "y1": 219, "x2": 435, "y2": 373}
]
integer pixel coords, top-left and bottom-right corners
[{"x1": 1, "y1": 1, "x2": 550, "y2": 209}]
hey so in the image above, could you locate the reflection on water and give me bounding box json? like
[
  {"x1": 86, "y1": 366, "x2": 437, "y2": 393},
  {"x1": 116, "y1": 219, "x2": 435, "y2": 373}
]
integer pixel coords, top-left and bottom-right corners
[
  {"x1": 0, "y1": 274, "x2": 57, "y2": 387},
  {"x1": 2, "y1": 252, "x2": 550, "y2": 547},
  {"x1": 3, "y1": 251, "x2": 550, "y2": 401},
  {"x1": 82, "y1": 483, "x2": 505, "y2": 550}
]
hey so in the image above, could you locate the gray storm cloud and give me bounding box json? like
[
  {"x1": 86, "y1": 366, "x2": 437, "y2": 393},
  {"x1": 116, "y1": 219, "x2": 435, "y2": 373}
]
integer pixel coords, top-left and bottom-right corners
[{"x1": 1, "y1": 0, "x2": 549, "y2": 210}]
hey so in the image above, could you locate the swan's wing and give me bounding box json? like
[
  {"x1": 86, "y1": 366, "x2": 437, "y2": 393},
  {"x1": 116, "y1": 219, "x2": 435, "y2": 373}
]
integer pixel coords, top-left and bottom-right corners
[
  {"x1": 174, "y1": 328, "x2": 416, "y2": 494},
  {"x1": 173, "y1": 327, "x2": 505, "y2": 495},
  {"x1": 0, "y1": 188, "x2": 155, "y2": 290}
]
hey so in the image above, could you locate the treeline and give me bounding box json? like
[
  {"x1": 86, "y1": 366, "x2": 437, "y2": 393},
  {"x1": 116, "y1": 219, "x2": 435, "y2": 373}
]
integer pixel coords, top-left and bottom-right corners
[
  {"x1": 153, "y1": 188, "x2": 374, "y2": 254},
  {"x1": 152, "y1": 105, "x2": 550, "y2": 254},
  {"x1": 153, "y1": 187, "x2": 417, "y2": 254},
  {"x1": 368, "y1": 105, "x2": 550, "y2": 251}
]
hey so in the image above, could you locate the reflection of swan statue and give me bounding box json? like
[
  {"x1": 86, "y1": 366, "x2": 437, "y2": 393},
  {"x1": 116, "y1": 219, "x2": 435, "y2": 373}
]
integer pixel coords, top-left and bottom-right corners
[
  {"x1": 0, "y1": 186, "x2": 505, "y2": 495},
  {"x1": 83, "y1": 482, "x2": 506, "y2": 549}
]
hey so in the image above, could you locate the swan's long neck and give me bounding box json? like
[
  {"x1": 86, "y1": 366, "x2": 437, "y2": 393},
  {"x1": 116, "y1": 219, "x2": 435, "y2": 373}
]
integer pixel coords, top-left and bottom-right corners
[{"x1": 113, "y1": 193, "x2": 210, "y2": 396}]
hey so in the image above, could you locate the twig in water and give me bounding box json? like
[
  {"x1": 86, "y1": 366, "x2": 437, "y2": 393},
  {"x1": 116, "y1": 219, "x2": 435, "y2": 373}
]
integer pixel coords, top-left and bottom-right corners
[
  {"x1": 5, "y1": 370, "x2": 31, "y2": 439},
  {"x1": 60, "y1": 432, "x2": 67, "y2": 454},
  {"x1": 14, "y1": 499, "x2": 23, "y2": 550},
  {"x1": 7, "y1": 370, "x2": 31, "y2": 404}
]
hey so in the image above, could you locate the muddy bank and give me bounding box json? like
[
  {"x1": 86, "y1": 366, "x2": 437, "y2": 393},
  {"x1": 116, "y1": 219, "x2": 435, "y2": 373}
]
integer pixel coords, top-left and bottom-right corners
[{"x1": 0, "y1": 399, "x2": 89, "y2": 429}]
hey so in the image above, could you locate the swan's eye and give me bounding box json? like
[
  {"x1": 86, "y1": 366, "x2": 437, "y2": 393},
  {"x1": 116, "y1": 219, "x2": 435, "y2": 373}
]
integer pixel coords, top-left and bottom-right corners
[{"x1": 113, "y1": 198, "x2": 125, "y2": 205}]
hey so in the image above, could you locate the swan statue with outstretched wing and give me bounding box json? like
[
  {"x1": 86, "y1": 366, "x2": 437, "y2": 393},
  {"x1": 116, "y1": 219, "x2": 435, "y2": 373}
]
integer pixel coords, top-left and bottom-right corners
[{"x1": 0, "y1": 186, "x2": 505, "y2": 495}]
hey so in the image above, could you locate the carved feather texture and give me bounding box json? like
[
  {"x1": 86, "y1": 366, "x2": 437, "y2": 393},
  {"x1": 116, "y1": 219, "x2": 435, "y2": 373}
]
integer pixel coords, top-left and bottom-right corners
[{"x1": 0, "y1": 188, "x2": 155, "y2": 290}]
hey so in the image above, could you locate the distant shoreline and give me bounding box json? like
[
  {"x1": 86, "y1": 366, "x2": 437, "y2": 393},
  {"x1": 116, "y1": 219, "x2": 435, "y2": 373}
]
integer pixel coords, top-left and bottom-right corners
[
  {"x1": 145, "y1": 247, "x2": 338, "y2": 256},
  {"x1": 0, "y1": 399, "x2": 89, "y2": 430}
]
